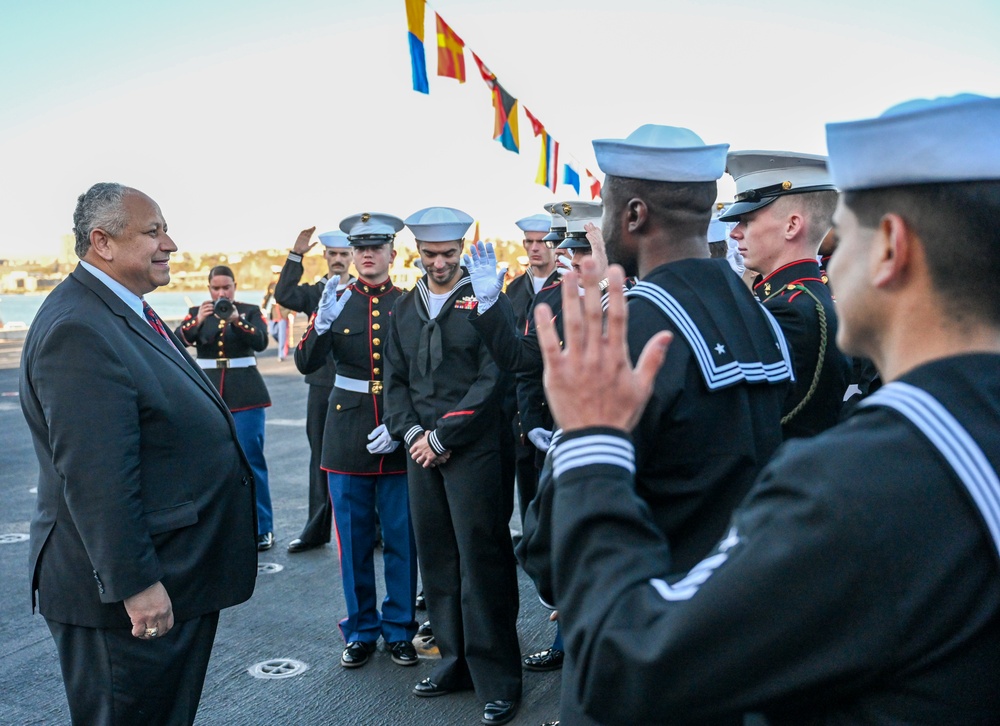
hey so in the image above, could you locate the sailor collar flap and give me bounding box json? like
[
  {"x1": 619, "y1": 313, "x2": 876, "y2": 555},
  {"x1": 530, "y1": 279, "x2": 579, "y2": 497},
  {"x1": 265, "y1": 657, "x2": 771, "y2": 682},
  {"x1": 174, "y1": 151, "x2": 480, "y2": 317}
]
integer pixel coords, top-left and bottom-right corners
[{"x1": 626, "y1": 259, "x2": 794, "y2": 391}]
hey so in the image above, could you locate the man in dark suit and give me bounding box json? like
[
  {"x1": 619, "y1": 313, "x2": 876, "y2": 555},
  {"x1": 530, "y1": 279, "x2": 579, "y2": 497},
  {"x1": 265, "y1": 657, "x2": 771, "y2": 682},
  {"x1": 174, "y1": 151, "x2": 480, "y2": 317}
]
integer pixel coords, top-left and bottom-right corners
[{"x1": 20, "y1": 183, "x2": 258, "y2": 725}]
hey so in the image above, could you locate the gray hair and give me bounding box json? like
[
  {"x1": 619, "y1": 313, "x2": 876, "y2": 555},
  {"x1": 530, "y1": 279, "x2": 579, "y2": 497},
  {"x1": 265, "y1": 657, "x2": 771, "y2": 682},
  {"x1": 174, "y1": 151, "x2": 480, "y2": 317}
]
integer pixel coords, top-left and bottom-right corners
[{"x1": 72, "y1": 182, "x2": 133, "y2": 258}]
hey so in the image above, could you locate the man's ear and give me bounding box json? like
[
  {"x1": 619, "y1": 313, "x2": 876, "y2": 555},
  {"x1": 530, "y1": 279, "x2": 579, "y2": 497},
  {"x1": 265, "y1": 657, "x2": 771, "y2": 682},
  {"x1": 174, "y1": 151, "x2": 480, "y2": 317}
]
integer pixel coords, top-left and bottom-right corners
[
  {"x1": 871, "y1": 213, "x2": 914, "y2": 288},
  {"x1": 626, "y1": 198, "x2": 650, "y2": 234},
  {"x1": 89, "y1": 228, "x2": 114, "y2": 262},
  {"x1": 784, "y1": 212, "x2": 805, "y2": 240}
]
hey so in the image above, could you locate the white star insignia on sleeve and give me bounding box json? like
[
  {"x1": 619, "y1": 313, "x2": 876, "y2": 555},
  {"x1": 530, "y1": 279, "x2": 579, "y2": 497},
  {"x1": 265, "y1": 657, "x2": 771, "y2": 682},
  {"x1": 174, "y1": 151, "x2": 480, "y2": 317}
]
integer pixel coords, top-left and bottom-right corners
[{"x1": 714, "y1": 343, "x2": 726, "y2": 355}]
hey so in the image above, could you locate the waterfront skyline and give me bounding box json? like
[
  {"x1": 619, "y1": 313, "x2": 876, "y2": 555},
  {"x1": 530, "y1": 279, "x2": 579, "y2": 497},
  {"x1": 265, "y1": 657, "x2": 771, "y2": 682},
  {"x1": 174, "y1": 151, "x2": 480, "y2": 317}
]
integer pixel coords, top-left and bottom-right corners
[{"x1": 2, "y1": 0, "x2": 999, "y2": 261}]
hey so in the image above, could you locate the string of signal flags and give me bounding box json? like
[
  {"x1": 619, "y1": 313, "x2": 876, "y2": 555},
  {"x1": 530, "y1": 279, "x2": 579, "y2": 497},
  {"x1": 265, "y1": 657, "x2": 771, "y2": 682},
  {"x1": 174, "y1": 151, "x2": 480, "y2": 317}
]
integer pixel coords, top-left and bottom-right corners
[{"x1": 404, "y1": 0, "x2": 602, "y2": 200}]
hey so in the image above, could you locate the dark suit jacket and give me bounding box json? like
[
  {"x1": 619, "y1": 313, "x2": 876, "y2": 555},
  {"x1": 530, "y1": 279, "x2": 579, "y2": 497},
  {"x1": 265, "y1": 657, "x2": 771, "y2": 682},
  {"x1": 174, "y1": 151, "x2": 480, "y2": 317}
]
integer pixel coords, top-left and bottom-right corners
[{"x1": 21, "y1": 265, "x2": 258, "y2": 629}]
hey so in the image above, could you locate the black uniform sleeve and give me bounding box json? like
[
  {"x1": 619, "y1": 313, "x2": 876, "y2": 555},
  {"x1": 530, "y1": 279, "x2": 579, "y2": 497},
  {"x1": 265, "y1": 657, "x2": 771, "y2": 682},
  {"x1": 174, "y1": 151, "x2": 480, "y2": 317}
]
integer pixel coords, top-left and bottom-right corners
[
  {"x1": 428, "y1": 338, "x2": 501, "y2": 454},
  {"x1": 232, "y1": 305, "x2": 268, "y2": 352},
  {"x1": 383, "y1": 310, "x2": 424, "y2": 448},
  {"x1": 550, "y1": 428, "x2": 925, "y2": 723},
  {"x1": 174, "y1": 307, "x2": 203, "y2": 347},
  {"x1": 274, "y1": 255, "x2": 323, "y2": 315},
  {"x1": 515, "y1": 367, "x2": 549, "y2": 437},
  {"x1": 514, "y1": 451, "x2": 556, "y2": 606},
  {"x1": 293, "y1": 314, "x2": 333, "y2": 375},
  {"x1": 468, "y1": 294, "x2": 543, "y2": 375}
]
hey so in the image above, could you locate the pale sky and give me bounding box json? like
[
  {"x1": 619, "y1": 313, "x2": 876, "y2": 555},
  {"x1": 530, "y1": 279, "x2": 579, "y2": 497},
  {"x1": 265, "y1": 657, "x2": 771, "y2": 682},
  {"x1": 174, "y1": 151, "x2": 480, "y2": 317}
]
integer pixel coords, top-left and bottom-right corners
[{"x1": 1, "y1": 0, "x2": 998, "y2": 260}]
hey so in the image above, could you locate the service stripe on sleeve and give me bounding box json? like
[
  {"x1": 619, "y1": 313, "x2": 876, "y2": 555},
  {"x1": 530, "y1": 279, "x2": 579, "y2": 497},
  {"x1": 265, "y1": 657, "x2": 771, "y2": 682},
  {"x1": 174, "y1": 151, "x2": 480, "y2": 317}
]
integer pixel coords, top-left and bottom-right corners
[{"x1": 551, "y1": 434, "x2": 635, "y2": 479}]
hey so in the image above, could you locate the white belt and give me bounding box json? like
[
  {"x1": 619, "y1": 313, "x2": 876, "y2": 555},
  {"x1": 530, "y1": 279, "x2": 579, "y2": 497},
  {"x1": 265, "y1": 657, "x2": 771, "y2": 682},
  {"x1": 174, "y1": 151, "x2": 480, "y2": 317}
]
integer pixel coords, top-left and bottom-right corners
[
  {"x1": 197, "y1": 357, "x2": 256, "y2": 369},
  {"x1": 335, "y1": 374, "x2": 383, "y2": 394}
]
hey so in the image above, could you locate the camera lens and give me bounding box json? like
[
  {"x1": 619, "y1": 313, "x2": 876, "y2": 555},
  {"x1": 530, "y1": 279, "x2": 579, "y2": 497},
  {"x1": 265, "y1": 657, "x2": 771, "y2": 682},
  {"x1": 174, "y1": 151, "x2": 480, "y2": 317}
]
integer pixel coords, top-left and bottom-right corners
[{"x1": 213, "y1": 298, "x2": 234, "y2": 318}]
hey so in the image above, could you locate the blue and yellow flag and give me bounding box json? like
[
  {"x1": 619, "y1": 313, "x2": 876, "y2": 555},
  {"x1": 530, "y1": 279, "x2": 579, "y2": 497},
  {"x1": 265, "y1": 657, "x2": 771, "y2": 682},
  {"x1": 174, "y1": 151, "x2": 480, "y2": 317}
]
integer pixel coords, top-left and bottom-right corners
[{"x1": 405, "y1": 0, "x2": 429, "y2": 94}]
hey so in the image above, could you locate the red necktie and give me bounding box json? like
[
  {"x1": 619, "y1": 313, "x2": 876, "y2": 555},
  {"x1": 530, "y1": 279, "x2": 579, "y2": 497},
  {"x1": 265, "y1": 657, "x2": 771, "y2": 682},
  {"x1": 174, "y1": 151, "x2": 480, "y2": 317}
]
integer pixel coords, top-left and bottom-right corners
[{"x1": 142, "y1": 300, "x2": 179, "y2": 352}]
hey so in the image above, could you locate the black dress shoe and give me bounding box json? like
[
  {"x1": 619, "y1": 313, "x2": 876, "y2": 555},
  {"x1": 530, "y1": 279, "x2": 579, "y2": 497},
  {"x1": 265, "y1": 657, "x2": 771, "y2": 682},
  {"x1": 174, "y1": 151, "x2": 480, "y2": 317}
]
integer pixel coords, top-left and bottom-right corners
[
  {"x1": 388, "y1": 640, "x2": 418, "y2": 666},
  {"x1": 412, "y1": 678, "x2": 451, "y2": 697},
  {"x1": 522, "y1": 647, "x2": 564, "y2": 671},
  {"x1": 416, "y1": 620, "x2": 433, "y2": 637},
  {"x1": 482, "y1": 700, "x2": 518, "y2": 725},
  {"x1": 341, "y1": 641, "x2": 376, "y2": 668},
  {"x1": 256, "y1": 532, "x2": 274, "y2": 552},
  {"x1": 286, "y1": 538, "x2": 322, "y2": 553},
  {"x1": 415, "y1": 590, "x2": 426, "y2": 610}
]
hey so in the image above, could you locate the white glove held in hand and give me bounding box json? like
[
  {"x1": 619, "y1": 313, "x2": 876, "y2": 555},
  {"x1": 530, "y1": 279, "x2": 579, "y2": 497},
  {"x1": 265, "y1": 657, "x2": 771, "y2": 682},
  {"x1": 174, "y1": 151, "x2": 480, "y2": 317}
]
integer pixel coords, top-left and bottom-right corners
[
  {"x1": 463, "y1": 241, "x2": 506, "y2": 313},
  {"x1": 314, "y1": 285, "x2": 352, "y2": 335},
  {"x1": 556, "y1": 252, "x2": 573, "y2": 276},
  {"x1": 726, "y1": 238, "x2": 746, "y2": 277},
  {"x1": 527, "y1": 427, "x2": 553, "y2": 452},
  {"x1": 366, "y1": 423, "x2": 399, "y2": 454}
]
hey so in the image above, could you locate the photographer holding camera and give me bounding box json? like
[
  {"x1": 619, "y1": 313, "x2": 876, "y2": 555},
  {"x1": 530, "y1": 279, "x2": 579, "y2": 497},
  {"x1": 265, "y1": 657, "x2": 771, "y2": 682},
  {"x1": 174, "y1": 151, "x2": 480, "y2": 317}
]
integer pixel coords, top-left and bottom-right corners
[{"x1": 176, "y1": 265, "x2": 275, "y2": 551}]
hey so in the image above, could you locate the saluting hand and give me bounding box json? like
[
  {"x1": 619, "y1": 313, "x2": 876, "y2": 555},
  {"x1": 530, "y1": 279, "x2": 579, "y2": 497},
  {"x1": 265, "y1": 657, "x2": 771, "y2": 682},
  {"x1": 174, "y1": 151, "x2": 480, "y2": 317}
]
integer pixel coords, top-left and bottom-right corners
[
  {"x1": 314, "y1": 283, "x2": 352, "y2": 335},
  {"x1": 463, "y1": 241, "x2": 507, "y2": 312},
  {"x1": 534, "y1": 260, "x2": 672, "y2": 433},
  {"x1": 292, "y1": 226, "x2": 318, "y2": 255},
  {"x1": 584, "y1": 222, "x2": 609, "y2": 278}
]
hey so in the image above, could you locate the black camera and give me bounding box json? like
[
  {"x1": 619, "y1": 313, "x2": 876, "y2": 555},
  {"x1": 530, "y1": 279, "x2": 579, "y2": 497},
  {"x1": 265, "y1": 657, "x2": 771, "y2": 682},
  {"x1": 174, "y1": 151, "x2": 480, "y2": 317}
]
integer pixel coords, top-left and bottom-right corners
[{"x1": 213, "y1": 298, "x2": 235, "y2": 319}]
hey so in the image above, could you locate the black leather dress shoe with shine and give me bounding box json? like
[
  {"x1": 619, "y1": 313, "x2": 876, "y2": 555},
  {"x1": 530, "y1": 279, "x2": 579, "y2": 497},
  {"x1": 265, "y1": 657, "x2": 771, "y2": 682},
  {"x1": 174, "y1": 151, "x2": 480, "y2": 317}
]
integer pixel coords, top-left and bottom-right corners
[
  {"x1": 341, "y1": 641, "x2": 376, "y2": 668},
  {"x1": 256, "y1": 532, "x2": 274, "y2": 551},
  {"x1": 388, "y1": 640, "x2": 418, "y2": 666},
  {"x1": 522, "y1": 647, "x2": 564, "y2": 671},
  {"x1": 482, "y1": 699, "x2": 519, "y2": 725},
  {"x1": 412, "y1": 678, "x2": 451, "y2": 697},
  {"x1": 286, "y1": 537, "x2": 322, "y2": 553}
]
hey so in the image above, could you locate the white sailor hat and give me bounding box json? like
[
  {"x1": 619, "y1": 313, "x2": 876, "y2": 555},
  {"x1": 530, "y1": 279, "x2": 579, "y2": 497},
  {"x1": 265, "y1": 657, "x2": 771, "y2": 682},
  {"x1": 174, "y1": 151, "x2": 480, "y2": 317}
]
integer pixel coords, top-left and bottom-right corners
[
  {"x1": 553, "y1": 201, "x2": 601, "y2": 250},
  {"x1": 542, "y1": 202, "x2": 568, "y2": 243},
  {"x1": 515, "y1": 213, "x2": 551, "y2": 234},
  {"x1": 593, "y1": 124, "x2": 729, "y2": 182},
  {"x1": 719, "y1": 151, "x2": 835, "y2": 222},
  {"x1": 317, "y1": 230, "x2": 351, "y2": 248},
  {"x1": 404, "y1": 206, "x2": 474, "y2": 242},
  {"x1": 339, "y1": 212, "x2": 405, "y2": 246},
  {"x1": 707, "y1": 219, "x2": 729, "y2": 243},
  {"x1": 826, "y1": 94, "x2": 1000, "y2": 191}
]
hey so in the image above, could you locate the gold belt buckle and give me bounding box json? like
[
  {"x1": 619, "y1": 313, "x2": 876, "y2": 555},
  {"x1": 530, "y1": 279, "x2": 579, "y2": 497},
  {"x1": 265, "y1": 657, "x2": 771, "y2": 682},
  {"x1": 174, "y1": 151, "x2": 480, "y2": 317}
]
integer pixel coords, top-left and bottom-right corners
[
  {"x1": 217, "y1": 358, "x2": 230, "y2": 369},
  {"x1": 370, "y1": 380, "x2": 383, "y2": 395}
]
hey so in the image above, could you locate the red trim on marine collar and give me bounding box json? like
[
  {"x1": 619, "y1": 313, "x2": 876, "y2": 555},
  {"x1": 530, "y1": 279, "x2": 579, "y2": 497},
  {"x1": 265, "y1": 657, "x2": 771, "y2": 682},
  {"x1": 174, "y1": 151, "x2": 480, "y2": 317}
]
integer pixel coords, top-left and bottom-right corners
[
  {"x1": 754, "y1": 259, "x2": 821, "y2": 293},
  {"x1": 351, "y1": 277, "x2": 396, "y2": 297}
]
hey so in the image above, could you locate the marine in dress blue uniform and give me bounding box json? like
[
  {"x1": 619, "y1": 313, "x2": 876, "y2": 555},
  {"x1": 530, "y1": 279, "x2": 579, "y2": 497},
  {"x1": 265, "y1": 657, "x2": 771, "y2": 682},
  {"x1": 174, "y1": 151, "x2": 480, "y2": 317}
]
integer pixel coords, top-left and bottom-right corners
[
  {"x1": 721, "y1": 151, "x2": 851, "y2": 438},
  {"x1": 295, "y1": 213, "x2": 418, "y2": 668},
  {"x1": 175, "y1": 266, "x2": 273, "y2": 550}
]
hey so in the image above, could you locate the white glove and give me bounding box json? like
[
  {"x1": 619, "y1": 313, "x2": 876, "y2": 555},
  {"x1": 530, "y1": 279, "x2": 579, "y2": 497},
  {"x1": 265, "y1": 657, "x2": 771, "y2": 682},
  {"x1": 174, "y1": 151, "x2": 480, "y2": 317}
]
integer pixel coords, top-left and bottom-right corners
[
  {"x1": 462, "y1": 241, "x2": 506, "y2": 313},
  {"x1": 366, "y1": 423, "x2": 399, "y2": 454},
  {"x1": 314, "y1": 284, "x2": 352, "y2": 335},
  {"x1": 555, "y1": 252, "x2": 573, "y2": 276},
  {"x1": 527, "y1": 427, "x2": 553, "y2": 452},
  {"x1": 726, "y1": 238, "x2": 746, "y2": 277}
]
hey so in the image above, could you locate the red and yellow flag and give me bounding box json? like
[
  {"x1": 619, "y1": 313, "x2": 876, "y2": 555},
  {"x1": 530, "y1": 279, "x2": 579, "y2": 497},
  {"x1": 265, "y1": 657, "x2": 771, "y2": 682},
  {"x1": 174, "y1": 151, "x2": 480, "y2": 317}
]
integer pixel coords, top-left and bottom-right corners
[{"x1": 436, "y1": 14, "x2": 466, "y2": 83}]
